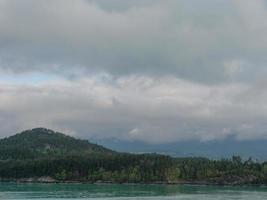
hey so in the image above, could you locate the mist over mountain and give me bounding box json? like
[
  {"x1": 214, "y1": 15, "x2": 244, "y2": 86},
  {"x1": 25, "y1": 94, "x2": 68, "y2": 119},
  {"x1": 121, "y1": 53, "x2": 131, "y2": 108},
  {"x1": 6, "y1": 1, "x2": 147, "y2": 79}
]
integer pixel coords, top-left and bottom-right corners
[
  {"x1": 1, "y1": 128, "x2": 266, "y2": 161},
  {"x1": 93, "y1": 136, "x2": 267, "y2": 160}
]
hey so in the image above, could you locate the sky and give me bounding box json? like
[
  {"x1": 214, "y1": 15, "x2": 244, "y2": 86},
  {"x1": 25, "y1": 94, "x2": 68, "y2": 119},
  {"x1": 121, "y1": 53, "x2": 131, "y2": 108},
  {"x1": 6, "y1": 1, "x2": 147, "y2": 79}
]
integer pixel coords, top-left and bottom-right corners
[{"x1": 0, "y1": 0, "x2": 267, "y2": 143}]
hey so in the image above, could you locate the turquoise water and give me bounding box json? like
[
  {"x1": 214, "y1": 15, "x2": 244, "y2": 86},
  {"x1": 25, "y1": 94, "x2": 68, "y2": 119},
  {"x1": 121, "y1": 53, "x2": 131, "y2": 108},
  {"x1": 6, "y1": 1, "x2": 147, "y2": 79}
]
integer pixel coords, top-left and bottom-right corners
[{"x1": 0, "y1": 183, "x2": 266, "y2": 199}]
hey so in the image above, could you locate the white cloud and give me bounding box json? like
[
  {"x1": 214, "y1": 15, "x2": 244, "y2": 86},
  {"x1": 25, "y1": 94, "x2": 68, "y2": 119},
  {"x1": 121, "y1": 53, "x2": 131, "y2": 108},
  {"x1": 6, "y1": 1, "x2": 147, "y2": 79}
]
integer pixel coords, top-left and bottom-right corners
[
  {"x1": 224, "y1": 59, "x2": 245, "y2": 77},
  {"x1": 0, "y1": 75, "x2": 266, "y2": 143}
]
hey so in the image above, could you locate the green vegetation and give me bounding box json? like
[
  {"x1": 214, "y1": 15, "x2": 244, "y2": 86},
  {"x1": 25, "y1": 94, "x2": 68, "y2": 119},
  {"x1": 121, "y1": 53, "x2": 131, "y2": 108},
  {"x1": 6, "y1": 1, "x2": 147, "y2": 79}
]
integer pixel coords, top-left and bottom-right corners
[
  {"x1": 0, "y1": 128, "x2": 112, "y2": 160},
  {"x1": 0, "y1": 128, "x2": 266, "y2": 185}
]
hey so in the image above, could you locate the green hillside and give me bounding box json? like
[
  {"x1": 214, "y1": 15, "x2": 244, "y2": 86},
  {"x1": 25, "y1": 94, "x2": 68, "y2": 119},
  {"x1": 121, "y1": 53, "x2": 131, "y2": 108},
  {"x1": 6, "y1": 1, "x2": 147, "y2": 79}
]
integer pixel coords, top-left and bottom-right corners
[
  {"x1": 0, "y1": 128, "x2": 112, "y2": 159},
  {"x1": 0, "y1": 128, "x2": 266, "y2": 185}
]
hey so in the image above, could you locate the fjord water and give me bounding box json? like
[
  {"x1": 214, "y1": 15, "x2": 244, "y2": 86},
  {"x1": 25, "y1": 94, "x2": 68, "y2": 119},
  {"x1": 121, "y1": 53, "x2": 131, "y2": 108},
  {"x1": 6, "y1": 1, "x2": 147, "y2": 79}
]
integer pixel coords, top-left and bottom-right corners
[{"x1": 0, "y1": 183, "x2": 266, "y2": 200}]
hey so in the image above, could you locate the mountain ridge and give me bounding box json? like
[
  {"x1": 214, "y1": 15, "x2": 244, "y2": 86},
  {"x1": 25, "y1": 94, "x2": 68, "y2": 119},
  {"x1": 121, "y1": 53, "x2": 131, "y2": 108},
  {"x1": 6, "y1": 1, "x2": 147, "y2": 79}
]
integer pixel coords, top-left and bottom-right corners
[{"x1": 0, "y1": 128, "x2": 113, "y2": 160}]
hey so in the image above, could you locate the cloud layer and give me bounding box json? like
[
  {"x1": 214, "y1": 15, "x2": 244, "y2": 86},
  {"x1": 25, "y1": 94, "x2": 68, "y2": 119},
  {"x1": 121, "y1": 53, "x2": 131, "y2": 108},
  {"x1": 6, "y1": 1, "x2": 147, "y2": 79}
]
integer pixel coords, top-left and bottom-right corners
[
  {"x1": 0, "y1": 0, "x2": 267, "y2": 142},
  {"x1": 0, "y1": 0, "x2": 267, "y2": 82},
  {"x1": 1, "y1": 75, "x2": 267, "y2": 143}
]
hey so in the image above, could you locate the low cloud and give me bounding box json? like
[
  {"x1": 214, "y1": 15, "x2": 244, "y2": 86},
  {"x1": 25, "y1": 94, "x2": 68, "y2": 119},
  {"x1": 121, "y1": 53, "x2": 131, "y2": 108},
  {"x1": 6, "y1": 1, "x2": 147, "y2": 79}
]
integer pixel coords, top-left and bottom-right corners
[{"x1": 0, "y1": 75, "x2": 266, "y2": 143}]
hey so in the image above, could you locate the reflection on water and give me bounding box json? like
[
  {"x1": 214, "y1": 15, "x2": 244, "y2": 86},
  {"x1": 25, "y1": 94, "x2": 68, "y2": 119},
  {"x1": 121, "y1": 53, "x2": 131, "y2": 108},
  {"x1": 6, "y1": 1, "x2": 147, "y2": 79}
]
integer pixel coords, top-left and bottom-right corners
[{"x1": 0, "y1": 182, "x2": 266, "y2": 199}]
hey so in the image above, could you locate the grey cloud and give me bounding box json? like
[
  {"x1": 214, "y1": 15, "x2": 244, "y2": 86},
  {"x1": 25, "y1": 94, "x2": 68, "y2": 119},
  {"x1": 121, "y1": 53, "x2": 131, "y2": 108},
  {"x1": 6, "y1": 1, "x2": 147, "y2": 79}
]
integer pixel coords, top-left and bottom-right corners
[
  {"x1": 0, "y1": 0, "x2": 267, "y2": 83},
  {"x1": 87, "y1": 0, "x2": 161, "y2": 12},
  {"x1": 0, "y1": 75, "x2": 267, "y2": 143},
  {"x1": 0, "y1": 0, "x2": 267, "y2": 142}
]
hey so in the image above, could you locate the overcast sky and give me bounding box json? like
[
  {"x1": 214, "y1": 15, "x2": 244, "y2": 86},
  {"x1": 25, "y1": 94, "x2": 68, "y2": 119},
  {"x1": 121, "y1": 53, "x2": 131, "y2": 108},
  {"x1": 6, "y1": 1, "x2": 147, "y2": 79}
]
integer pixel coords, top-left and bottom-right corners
[{"x1": 0, "y1": 0, "x2": 267, "y2": 143}]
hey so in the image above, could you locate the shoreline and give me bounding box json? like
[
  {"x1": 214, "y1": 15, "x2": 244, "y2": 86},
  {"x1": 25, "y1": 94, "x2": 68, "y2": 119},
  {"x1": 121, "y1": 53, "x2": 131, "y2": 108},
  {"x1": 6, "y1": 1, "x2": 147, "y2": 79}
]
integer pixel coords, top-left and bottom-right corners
[{"x1": 0, "y1": 178, "x2": 266, "y2": 187}]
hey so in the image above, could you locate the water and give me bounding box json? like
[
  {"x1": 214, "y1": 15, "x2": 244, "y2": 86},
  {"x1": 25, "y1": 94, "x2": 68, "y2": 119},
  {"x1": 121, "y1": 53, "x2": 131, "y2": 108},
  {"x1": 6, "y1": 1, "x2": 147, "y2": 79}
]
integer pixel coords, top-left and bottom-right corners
[{"x1": 0, "y1": 183, "x2": 266, "y2": 199}]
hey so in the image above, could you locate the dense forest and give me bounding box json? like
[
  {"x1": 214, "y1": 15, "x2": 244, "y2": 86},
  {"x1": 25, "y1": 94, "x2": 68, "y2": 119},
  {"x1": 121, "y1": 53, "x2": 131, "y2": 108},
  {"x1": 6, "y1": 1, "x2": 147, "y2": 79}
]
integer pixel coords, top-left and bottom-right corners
[{"x1": 0, "y1": 128, "x2": 266, "y2": 185}]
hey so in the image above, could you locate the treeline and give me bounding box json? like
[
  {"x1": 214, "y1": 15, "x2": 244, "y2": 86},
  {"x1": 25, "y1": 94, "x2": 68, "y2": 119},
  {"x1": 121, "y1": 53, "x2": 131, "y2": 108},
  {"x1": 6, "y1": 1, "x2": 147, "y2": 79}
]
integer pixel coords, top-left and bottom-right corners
[
  {"x1": 0, "y1": 153, "x2": 266, "y2": 185},
  {"x1": 175, "y1": 156, "x2": 267, "y2": 184},
  {"x1": 0, "y1": 154, "x2": 175, "y2": 183}
]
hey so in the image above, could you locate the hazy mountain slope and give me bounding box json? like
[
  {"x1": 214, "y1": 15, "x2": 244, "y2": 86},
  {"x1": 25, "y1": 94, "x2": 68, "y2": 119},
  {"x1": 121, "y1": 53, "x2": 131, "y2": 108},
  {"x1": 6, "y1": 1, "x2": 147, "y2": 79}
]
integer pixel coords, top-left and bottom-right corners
[
  {"x1": 0, "y1": 128, "x2": 112, "y2": 160},
  {"x1": 93, "y1": 137, "x2": 267, "y2": 160}
]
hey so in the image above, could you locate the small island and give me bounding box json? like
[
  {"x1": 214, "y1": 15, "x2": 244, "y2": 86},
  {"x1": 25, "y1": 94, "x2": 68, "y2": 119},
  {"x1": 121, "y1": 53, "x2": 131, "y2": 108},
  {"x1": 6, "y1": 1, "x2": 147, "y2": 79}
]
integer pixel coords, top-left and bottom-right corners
[{"x1": 0, "y1": 128, "x2": 266, "y2": 185}]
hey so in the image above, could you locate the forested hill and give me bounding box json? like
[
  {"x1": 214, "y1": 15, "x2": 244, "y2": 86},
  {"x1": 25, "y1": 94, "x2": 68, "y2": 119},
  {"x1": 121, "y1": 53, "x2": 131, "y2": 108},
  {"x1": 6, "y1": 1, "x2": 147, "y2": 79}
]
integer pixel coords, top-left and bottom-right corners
[
  {"x1": 0, "y1": 128, "x2": 266, "y2": 185},
  {"x1": 0, "y1": 128, "x2": 112, "y2": 159}
]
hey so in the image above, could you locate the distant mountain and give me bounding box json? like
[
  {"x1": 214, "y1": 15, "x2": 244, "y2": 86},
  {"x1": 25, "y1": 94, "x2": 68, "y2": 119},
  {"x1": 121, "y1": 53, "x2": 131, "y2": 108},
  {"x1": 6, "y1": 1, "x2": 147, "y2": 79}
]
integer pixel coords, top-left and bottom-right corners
[
  {"x1": 93, "y1": 137, "x2": 267, "y2": 160},
  {"x1": 0, "y1": 128, "x2": 112, "y2": 159}
]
